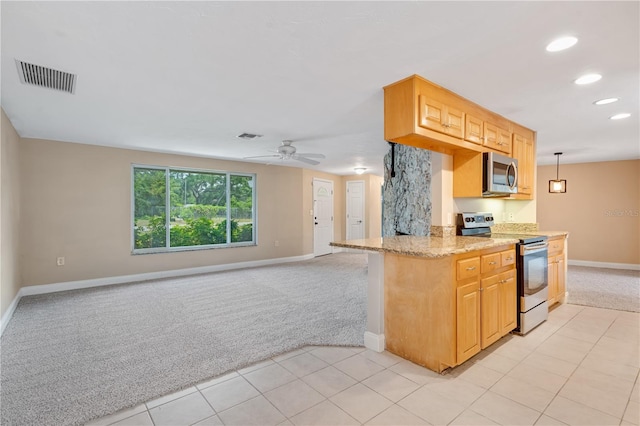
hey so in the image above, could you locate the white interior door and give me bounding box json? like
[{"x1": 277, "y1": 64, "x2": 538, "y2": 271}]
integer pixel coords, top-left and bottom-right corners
[
  {"x1": 313, "y1": 178, "x2": 334, "y2": 257},
  {"x1": 347, "y1": 180, "x2": 365, "y2": 240}
]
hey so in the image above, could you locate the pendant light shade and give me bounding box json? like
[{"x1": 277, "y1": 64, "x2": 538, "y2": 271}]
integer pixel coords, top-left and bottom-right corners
[{"x1": 549, "y1": 152, "x2": 567, "y2": 193}]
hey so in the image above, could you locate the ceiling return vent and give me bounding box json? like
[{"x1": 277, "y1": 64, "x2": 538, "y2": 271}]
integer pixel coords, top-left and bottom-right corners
[{"x1": 15, "y1": 59, "x2": 77, "y2": 94}]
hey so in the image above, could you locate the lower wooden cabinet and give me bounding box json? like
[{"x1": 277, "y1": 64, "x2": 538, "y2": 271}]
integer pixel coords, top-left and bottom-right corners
[
  {"x1": 456, "y1": 281, "x2": 482, "y2": 363},
  {"x1": 384, "y1": 244, "x2": 518, "y2": 373},
  {"x1": 547, "y1": 236, "x2": 567, "y2": 306},
  {"x1": 480, "y1": 269, "x2": 517, "y2": 350},
  {"x1": 499, "y1": 269, "x2": 517, "y2": 335}
]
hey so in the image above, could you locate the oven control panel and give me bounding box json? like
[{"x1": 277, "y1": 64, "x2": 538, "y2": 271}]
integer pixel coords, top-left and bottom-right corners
[{"x1": 457, "y1": 212, "x2": 495, "y2": 229}]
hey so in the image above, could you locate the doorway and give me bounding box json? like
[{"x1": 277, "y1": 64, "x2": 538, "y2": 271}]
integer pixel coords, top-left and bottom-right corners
[
  {"x1": 313, "y1": 179, "x2": 334, "y2": 256},
  {"x1": 346, "y1": 180, "x2": 365, "y2": 240}
]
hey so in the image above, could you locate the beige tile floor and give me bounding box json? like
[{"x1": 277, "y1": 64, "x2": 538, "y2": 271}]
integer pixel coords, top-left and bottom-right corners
[{"x1": 87, "y1": 304, "x2": 639, "y2": 426}]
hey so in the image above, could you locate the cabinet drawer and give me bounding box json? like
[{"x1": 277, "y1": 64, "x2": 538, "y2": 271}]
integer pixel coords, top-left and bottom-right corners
[
  {"x1": 548, "y1": 238, "x2": 564, "y2": 255},
  {"x1": 457, "y1": 257, "x2": 480, "y2": 281},
  {"x1": 501, "y1": 250, "x2": 516, "y2": 267},
  {"x1": 481, "y1": 253, "x2": 501, "y2": 274}
]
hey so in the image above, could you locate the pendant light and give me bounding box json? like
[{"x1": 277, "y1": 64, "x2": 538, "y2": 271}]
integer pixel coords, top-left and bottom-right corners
[{"x1": 549, "y1": 152, "x2": 567, "y2": 193}]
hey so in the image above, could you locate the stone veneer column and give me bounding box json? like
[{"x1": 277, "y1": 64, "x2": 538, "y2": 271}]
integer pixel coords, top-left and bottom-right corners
[{"x1": 382, "y1": 143, "x2": 432, "y2": 237}]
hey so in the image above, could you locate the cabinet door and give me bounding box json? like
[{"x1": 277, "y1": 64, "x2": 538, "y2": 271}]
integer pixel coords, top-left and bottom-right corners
[
  {"x1": 465, "y1": 114, "x2": 484, "y2": 144},
  {"x1": 499, "y1": 270, "x2": 517, "y2": 335},
  {"x1": 556, "y1": 255, "x2": 566, "y2": 303},
  {"x1": 484, "y1": 123, "x2": 511, "y2": 154},
  {"x1": 513, "y1": 133, "x2": 533, "y2": 196},
  {"x1": 497, "y1": 128, "x2": 512, "y2": 155},
  {"x1": 419, "y1": 95, "x2": 445, "y2": 133},
  {"x1": 480, "y1": 275, "x2": 501, "y2": 349},
  {"x1": 547, "y1": 257, "x2": 558, "y2": 304},
  {"x1": 444, "y1": 106, "x2": 465, "y2": 139},
  {"x1": 457, "y1": 281, "x2": 481, "y2": 364},
  {"x1": 483, "y1": 123, "x2": 498, "y2": 150}
]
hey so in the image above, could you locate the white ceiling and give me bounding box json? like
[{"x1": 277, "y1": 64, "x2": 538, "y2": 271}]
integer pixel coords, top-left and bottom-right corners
[{"x1": 2, "y1": 1, "x2": 638, "y2": 176}]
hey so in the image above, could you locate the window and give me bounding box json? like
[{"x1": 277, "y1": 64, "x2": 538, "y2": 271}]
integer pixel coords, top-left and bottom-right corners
[{"x1": 133, "y1": 166, "x2": 255, "y2": 252}]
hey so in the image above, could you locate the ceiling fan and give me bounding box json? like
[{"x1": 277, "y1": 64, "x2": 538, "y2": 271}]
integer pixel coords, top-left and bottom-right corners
[{"x1": 244, "y1": 140, "x2": 326, "y2": 165}]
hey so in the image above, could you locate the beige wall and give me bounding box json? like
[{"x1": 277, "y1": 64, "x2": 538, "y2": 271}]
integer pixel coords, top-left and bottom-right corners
[
  {"x1": 1, "y1": 109, "x2": 22, "y2": 316},
  {"x1": 537, "y1": 159, "x2": 640, "y2": 265},
  {"x1": 19, "y1": 138, "x2": 328, "y2": 287}
]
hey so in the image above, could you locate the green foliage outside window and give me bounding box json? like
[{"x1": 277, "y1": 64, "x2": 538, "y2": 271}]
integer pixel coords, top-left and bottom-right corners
[{"x1": 133, "y1": 167, "x2": 254, "y2": 250}]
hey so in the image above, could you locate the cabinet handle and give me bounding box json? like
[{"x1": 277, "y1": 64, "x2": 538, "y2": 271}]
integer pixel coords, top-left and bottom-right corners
[
  {"x1": 466, "y1": 266, "x2": 476, "y2": 271},
  {"x1": 505, "y1": 257, "x2": 513, "y2": 261},
  {"x1": 488, "y1": 261, "x2": 497, "y2": 265}
]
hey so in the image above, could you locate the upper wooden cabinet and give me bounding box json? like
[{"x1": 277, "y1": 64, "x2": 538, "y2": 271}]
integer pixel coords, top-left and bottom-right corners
[
  {"x1": 464, "y1": 114, "x2": 484, "y2": 145},
  {"x1": 483, "y1": 124, "x2": 512, "y2": 155},
  {"x1": 384, "y1": 75, "x2": 532, "y2": 157},
  {"x1": 419, "y1": 95, "x2": 465, "y2": 139},
  {"x1": 512, "y1": 131, "x2": 535, "y2": 199}
]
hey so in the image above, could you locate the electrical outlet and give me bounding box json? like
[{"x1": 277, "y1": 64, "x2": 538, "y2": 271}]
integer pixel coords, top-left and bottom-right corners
[
  {"x1": 56, "y1": 257, "x2": 65, "y2": 266},
  {"x1": 274, "y1": 240, "x2": 279, "y2": 247},
  {"x1": 508, "y1": 212, "x2": 515, "y2": 222}
]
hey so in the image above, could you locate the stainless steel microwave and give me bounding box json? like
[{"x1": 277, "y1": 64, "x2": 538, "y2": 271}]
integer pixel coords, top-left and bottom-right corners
[{"x1": 483, "y1": 152, "x2": 518, "y2": 197}]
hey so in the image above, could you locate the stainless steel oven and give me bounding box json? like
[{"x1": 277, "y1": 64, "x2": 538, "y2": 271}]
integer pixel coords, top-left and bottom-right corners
[{"x1": 517, "y1": 237, "x2": 549, "y2": 334}]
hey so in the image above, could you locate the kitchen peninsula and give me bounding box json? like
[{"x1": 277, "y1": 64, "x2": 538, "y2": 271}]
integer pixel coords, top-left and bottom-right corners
[{"x1": 331, "y1": 234, "x2": 520, "y2": 373}]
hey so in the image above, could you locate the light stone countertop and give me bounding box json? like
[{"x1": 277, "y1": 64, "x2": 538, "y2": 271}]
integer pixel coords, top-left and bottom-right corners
[{"x1": 330, "y1": 235, "x2": 520, "y2": 258}]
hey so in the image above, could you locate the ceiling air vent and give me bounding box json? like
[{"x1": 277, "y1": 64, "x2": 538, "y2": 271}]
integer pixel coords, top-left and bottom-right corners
[
  {"x1": 15, "y1": 59, "x2": 76, "y2": 94},
  {"x1": 237, "y1": 133, "x2": 263, "y2": 140}
]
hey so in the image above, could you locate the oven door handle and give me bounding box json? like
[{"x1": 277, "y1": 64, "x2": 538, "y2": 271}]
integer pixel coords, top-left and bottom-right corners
[{"x1": 520, "y1": 242, "x2": 548, "y2": 255}]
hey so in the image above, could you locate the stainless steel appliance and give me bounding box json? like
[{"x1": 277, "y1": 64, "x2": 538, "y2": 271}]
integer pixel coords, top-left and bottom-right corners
[
  {"x1": 483, "y1": 152, "x2": 518, "y2": 197},
  {"x1": 457, "y1": 212, "x2": 548, "y2": 334}
]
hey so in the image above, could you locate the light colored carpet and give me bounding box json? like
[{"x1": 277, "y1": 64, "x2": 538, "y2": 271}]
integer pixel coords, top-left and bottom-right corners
[
  {"x1": 0, "y1": 253, "x2": 368, "y2": 426},
  {"x1": 567, "y1": 265, "x2": 640, "y2": 312}
]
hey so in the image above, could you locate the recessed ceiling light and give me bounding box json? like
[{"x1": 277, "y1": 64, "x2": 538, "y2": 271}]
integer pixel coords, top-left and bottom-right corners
[
  {"x1": 546, "y1": 36, "x2": 578, "y2": 52},
  {"x1": 609, "y1": 113, "x2": 631, "y2": 120},
  {"x1": 594, "y1": 98, "x2": 619, "y2": 105},
  {"x1": 574, "y1": 74, "x2": 602, "y2": 85}
]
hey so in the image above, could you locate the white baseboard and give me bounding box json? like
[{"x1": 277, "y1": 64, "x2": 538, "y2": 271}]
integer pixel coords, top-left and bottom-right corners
[
  {"x1": 364, "y1": 331, "x2": 385, "y2": 353},
  {"x1": 0, "y1": 291, "x2": 22, "y2": 336},
  {"x1": 1, "y1": 253, "x2": 315, "y2": 336},
  {"x1": 568, "y1": 259, "x2": 640, "y2": 271}
]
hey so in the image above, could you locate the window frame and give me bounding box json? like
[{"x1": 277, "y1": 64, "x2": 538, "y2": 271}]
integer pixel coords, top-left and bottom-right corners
[{"x1": 131, "y1": 164, "x2": 257, "y2": 254}]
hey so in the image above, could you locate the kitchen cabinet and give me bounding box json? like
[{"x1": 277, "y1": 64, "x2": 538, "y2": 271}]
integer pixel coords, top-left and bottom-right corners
[
  {"x1": 385, "y1": 243, "x2": 517, "y2": 372},
  {"x1": 483, "y1": 123, "x2": 512, "y2": 155},
  {"x1": 479, "y1": 251, "x2": 517, "y2": 350},
  {"x1": 499, "y1": 269, "x2": 517, "y2": 335},
  {"x1": 464, "y1": 114, "x2": 484, "y2": 144},
  {"x1": 512, "y1": 131, "x2": 535, "y2": 199},
  {"x1": 547, "y1": 236, "x2": 567, "y2": 306},
  {"x1": 384, "y1": 74, "x2": 533, "y2": 157},
  {"x1": 419, "y1": 95, "x2": 465, "y2": 139},
  {"x1": 457, "y1": 281, "x2": 481, "y2": 363},
  {"x1": 384, "y1": 74, "x2": 536, "y2": 200}
]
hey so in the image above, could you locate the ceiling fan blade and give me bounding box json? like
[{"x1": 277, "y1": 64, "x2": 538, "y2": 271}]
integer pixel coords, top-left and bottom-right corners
[
  {"x1": 293, "y1": 155, "x2": 320, "y2": 165},
  {"x1": 243, "y1": 155, "x2": 281, "y2": 159},
  {"x1": 295, "y1": 153, "x2": 326, "y2": 158}
]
